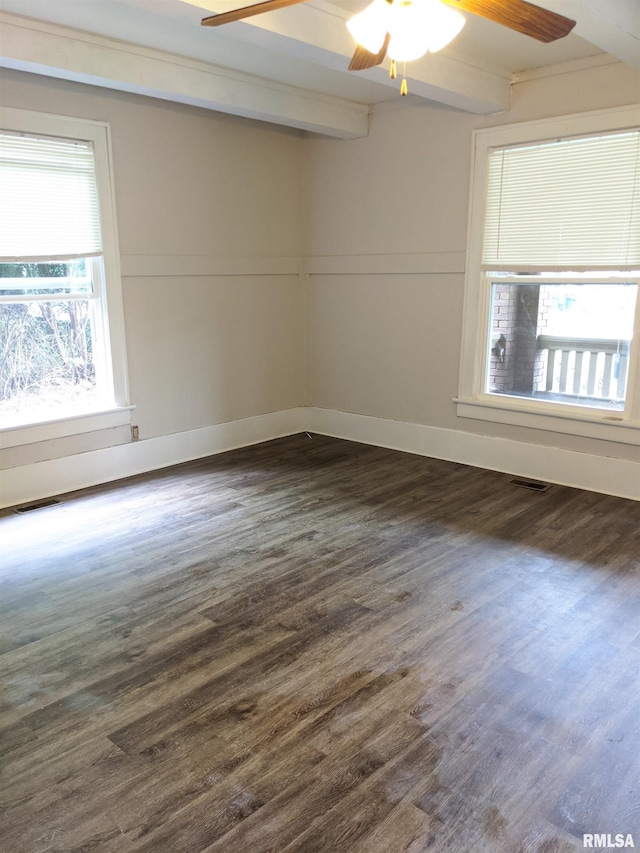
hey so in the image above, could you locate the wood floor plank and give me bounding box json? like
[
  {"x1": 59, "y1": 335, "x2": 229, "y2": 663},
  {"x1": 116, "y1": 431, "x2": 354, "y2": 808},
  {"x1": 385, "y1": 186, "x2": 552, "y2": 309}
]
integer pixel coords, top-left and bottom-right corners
[{"x1": 1, "y1": 433, "x2": 638, "y2": 852}]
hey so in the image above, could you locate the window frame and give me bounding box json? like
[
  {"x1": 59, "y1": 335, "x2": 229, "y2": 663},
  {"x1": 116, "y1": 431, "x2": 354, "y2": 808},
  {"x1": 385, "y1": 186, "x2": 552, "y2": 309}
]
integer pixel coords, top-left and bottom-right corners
[
  {"x1": 0, "y1": 107, "x2": 130, "y2": 447},
  {"x1": 456, "y1": 105, "x2": 640, "y2": 446}
]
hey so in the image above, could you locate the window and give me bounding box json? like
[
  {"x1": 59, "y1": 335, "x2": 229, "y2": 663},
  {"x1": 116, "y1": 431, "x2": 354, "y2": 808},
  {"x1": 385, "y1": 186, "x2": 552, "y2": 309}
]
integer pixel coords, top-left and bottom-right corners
[
  {"x1": 485, "y1": 276, "x2": 636, "y2": 411},
  {"x1": 0, "y1": 109, "x2": 128, "y2": 437},
  {"x1": 457, "y1": 106, "x2": 640, "y2": 443}
]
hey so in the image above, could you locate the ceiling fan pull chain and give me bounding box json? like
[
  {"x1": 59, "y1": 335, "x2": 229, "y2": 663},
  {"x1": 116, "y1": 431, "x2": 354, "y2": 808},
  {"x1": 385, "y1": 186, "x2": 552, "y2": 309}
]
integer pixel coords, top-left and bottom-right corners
[
  {"x1": 400, "y1": 62, "x2": 408, "y2": 96},
  {"x1": 389, "y1": 59, "x2": 397, "y2": 79}
]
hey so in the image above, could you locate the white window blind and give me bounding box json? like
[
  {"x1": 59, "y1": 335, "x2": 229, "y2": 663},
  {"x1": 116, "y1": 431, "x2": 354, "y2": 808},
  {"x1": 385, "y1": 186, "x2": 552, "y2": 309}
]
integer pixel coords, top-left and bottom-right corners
[
  {"x1": 0, "y1": 132, "x2": 102, "y2": 261},
  {"x1": 482, "y1": 130, "x2": 640, "y2": 271}
]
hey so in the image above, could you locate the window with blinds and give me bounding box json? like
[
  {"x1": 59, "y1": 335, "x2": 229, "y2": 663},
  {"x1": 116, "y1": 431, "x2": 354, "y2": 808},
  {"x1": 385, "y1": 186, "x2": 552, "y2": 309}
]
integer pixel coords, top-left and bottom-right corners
[
  {"x1": 0, "y1": 110, "x2": 127, "y2": 432},
  {"x1": 457, "y1": 106, "x2": 640, "y2": 434},
  {"x1": 0, "y1": 133, "x2": 103, "y2": 262},
  {"x1": 482, "y1": 131, "x2": 640, "y2": 272}
]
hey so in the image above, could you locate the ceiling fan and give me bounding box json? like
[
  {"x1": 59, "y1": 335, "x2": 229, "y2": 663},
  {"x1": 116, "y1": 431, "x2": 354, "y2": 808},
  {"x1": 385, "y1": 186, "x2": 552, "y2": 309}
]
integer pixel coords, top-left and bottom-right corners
[{"x1": 201, "y1": 0, "x2": 576, "y2": 83}]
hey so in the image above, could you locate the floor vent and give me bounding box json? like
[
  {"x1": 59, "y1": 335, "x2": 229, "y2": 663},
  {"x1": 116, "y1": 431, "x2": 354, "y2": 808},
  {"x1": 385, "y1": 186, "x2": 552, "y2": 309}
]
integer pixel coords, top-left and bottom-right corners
[
  {"x1": 508, "y1": 478, "x2": 550, "y2": 493},
  {"x1": 13, "y1": 498, "x2": 61, "y2": 514}
]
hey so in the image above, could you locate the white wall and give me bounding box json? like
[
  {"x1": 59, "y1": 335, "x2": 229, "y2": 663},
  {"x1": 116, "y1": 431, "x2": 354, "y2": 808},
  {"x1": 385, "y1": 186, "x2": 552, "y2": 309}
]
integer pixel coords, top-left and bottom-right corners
[
  {"x1": 124, "y1": 274, "x2": 303, "y2": 437},
  {"x1": 0, "y1": 69, "x2": 306, "y2": 503},
  {"x1": 304, "y1": 60, "x2": 640, "y2": 494},
  {"x1": 2, "y1": 59, "x2": 639, "y2": 506}
]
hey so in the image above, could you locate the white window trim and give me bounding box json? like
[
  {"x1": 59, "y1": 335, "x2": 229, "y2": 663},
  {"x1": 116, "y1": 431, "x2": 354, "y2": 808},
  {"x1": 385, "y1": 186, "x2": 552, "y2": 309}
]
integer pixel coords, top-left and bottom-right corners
[
  {"x1": 0, "y1": 107, "x2": 131, "y2": 445},
  {"x1": 0, "y1": 406, "x2": 135, "y2": 450},
  {"x1": 456, "y1": 104, "x2": 640, "y2": 445}
]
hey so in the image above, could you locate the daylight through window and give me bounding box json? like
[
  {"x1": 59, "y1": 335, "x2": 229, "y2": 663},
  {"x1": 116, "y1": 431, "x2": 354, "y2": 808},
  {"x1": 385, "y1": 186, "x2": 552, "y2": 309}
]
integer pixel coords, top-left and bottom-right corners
[
  {"x1": 486, "y1": 276, "x2": 637, "y2": 411},
  {"x1": 458, "y1": 108, "x2": 640, "y2": 434},
  {"x1": 0, "y1": 116, "x2": 126, "y2": 429}
]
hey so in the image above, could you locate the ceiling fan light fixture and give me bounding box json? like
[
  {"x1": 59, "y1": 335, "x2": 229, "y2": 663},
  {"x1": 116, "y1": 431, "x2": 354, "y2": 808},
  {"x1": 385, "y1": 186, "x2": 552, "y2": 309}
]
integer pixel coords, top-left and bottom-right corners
[
  {"x1": 347, "y1": 0, "x2": 391, "y2": 54},
  {"x1": 388, "y1": 0, "x2": 465, "y2": 60},
  {"x1": 422, "y1": 0, "x2": 465, "y2": 53},
  {"x1": 348, "y1": 0, "x2": 465, "y2": 65},
  {"x1": 387, "y1": 0, "x2": 431, "y2": 61}
]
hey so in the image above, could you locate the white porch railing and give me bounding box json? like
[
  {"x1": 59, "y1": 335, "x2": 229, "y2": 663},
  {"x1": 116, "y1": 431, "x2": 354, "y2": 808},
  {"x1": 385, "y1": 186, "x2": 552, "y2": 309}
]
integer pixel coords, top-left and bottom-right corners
[{"x1": 537, "y1": 335, "x2": 630, "y2": 402}]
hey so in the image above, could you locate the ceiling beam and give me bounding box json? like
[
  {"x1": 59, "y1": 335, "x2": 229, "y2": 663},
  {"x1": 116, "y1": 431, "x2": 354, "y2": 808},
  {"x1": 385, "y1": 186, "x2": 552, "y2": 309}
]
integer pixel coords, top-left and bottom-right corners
[
  {"x1": 350, "y1": 51, "x2": 512, "y2": 113},
  {"x1": 0, "y1": 12, "x2": 370, "y2": 138},
  {"x1": 185, "y1": 0, "x2": 512, "y2": 113},
  {"x1": 538, "y1": 0, "x2": 640, "y2": 68}
]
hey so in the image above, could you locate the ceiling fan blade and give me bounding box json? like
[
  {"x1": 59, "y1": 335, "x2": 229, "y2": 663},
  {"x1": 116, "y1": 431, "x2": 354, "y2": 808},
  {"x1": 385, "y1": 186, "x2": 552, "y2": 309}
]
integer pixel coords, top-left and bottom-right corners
[
  {"x1": 440, "y1": 0, "x2": 576, "y2": 42},
  {"x1": 202, "y1": 0, "x2": 306, "y2": 27},
  {"x1": 348, "y1": 33, "x2": 390, "y2": 71}
]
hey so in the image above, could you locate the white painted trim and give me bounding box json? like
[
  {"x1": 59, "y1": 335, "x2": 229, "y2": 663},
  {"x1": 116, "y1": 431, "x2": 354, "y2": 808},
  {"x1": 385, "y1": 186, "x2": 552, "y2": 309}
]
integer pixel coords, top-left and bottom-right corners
[
  {"x1": 3, "y1": 405, "x2": 638, "y2": 508},
  {"x1": 121, "y1": 254, "x2": 303, "y2": 278},
  {"x1": 305, "y1": 252, "x2": 466, "y2": 276},
  {"x1": 0, "y1": 12, "x2": 369, "y2": 139},
  {"x1": 0, "y1": 408, "x2": 307, "y2": 509},
  {"x1": 454, "y1": 399, "x2": 640, "y2": 446},
  {"x1": 473, "y1": 103, "x2": 640, "y2": 146},
  {"x1": 305, "y1": 407, "x2": 640, "y2": 501},
  {"x1": 512, "y1": 54, "x2": 622, "y2": 84},
  {"x1": 0, "y1": 407, "x2": 134, "y2": 450},
  {"x1": 120, "y1": 251, "x2": 467, "y2": 279}
]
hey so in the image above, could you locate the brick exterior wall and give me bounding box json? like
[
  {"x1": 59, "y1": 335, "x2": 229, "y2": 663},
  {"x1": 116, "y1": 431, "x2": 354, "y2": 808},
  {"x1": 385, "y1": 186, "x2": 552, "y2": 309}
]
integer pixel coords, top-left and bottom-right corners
[{"x1": 488, "y1": 283, "x2": 549, "y2": 395}]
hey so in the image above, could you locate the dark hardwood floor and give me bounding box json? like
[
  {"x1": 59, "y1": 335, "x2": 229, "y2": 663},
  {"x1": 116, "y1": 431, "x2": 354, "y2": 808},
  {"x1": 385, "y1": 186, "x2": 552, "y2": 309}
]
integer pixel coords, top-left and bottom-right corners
[{"x1": 1, "y1": 434, "x2": 639, "y2": 852}]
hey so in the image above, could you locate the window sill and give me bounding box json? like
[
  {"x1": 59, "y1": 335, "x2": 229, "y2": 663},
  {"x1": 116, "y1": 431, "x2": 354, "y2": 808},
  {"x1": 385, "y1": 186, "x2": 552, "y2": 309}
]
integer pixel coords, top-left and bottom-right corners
[
  {"x1": 0, "y1": 406, "x2": 135, "y2": 449},
  {"x1": 454, "y1": 397, "x2": 639, "y2": 446}
]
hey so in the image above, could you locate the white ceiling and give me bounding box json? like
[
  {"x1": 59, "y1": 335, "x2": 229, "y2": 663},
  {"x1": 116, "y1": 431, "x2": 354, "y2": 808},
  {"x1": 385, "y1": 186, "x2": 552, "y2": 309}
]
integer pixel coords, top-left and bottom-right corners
[{"x1": 0, "y1": 0, "x2": 638, "y2": 136}]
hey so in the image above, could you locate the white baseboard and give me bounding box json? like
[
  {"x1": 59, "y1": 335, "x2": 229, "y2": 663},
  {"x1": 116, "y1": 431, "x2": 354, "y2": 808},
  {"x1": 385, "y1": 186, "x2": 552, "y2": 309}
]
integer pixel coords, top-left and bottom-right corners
[
  {"x1": 1, "y1": 408, "x2": 306, "y2": 509},
  {"x1": 3, "y1": 405, "x2": 638, "y2": 508},
  {"x1": 305, "y1": 407, "x2": 640, "y2": 502}
]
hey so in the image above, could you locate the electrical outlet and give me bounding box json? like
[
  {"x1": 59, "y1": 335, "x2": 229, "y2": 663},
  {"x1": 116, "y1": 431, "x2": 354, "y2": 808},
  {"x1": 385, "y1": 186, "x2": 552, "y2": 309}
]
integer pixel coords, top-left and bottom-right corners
[{"x1": 131, "y1": 424, "x2": 140, "y2": 441}]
